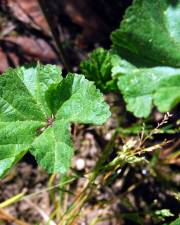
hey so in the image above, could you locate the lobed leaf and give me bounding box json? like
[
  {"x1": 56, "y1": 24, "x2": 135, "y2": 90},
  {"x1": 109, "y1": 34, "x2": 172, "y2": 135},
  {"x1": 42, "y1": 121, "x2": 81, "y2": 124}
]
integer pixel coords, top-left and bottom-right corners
[
  {"x1": 0, "y1": 64, "x2": 110, "y2": 178},
  {"x1": 114, "y1": 58, "x2": 180, "y2": 117},
  {"x1": 111, "y1": 0, "x2": 180, "y2": 117}
]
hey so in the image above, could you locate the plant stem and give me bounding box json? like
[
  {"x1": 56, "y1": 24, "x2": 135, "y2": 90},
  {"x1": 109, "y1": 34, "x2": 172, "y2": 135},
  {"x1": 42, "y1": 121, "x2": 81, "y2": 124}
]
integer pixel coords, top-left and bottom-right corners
[
  {"x1": 90, "y1": 129, "x2": 119, "y2": 181},
  {"x1": 38, "y1": 0, "x2": 72, "y2": 72}
]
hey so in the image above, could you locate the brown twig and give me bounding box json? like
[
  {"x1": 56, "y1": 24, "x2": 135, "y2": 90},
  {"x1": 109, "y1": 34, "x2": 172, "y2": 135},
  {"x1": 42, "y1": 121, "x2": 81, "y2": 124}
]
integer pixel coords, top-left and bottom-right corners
[{"x1": 0, "y1": 208, "x2": 31, "y2": 225}]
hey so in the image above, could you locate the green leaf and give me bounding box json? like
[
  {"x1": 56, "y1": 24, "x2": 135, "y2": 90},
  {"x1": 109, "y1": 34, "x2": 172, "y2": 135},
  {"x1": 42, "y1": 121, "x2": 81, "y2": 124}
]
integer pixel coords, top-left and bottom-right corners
[
  {"x1": 31, "y1": 120, "x2": 73, "y2": 174},
  {"x1": 0, "y1": 64, "x2": 61, "y2": 177},
  {"x1": 79, "y1": 0, "x2": 180, "y2": 118},
  {"x1": 169, "y1": 217, "x2": 180, "y2": 225},
  {"x1": 32, "y1": 73, "x2": 111, "y2": 173},
  {"x1": 111, "y1": 0, "x2": 180, "y2": 67},
  {"x1": 80, "y1": 48, "x2": 116, "y2": 92},
  {"x1": 119, "y1": 66, "x2": 180, "y2": 117},
  {"x1": 17, "y1": 64, "x2": 62, "y2": 116},
  {"x1": 0, "y1": 147, "x2": 26, "y2": 178},
  {"x1": 110, "y1": 0, "x2": 180, "y2": 117},
  {"x1": 111, "y1": 54, "x2": 136, "y2": 78},
  {"x1": 46, "y1": 73, "x2": 110, "y2": 124},
  {"x1": 115, "y1": 62, "x2": 180, "y2": 117},
  {"x1": 0, "y1": 65, "x2": 110, "y2": 177}
]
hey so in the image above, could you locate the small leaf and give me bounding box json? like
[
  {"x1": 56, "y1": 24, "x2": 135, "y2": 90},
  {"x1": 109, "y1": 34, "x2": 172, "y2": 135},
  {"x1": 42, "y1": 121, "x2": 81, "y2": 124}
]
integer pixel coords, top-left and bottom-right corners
[
  {"x1": 155, "y1": 209, "x2": 174, "y2": 218},
  {"x1": 153, "y1": 209, "x2": 174, "y2": 222},
  {"x1": 80, "y1": 48, "x2": 116, "y2": 92}
]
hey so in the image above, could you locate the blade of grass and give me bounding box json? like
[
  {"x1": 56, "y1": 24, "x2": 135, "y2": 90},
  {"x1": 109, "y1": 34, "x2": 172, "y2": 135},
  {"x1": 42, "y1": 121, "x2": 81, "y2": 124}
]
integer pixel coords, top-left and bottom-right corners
[
  {"x1": 0, "y1": 191, "x2": 26, "y2": 209},
  {"x1": 57, "y1": 130, "x2": 119, "y2": 225}
]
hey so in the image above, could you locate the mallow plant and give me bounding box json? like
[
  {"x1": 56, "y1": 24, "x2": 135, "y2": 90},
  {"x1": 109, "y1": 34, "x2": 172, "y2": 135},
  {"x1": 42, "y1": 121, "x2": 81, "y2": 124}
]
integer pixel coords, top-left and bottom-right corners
[
  {"x1": 80, "y1": 0, "x2": 180, "y2": 118},
  {"x1": 0, "y1": 64, "x2": 111, "y2": 178}
]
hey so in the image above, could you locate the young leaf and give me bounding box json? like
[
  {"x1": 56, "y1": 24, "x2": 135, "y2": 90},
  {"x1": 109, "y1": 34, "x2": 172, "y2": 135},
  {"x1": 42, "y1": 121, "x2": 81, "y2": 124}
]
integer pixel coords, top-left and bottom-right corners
[
  {"x1": 80, "y1": 48, "x2": 116, "y2": 92},
  {"x1": 0, "y1": 65, "x2": 110, "y2": 178}
]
